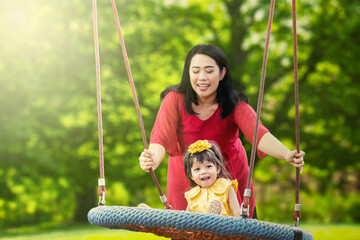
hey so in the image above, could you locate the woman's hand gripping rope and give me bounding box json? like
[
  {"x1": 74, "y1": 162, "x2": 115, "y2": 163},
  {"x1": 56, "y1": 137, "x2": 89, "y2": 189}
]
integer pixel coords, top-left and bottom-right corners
[
  {"x1": 285, "y1": 150, "x2": 305, "y2": 173},
  {"x1": 139, "y1": 149, "x2": 155, "y2": 172}
]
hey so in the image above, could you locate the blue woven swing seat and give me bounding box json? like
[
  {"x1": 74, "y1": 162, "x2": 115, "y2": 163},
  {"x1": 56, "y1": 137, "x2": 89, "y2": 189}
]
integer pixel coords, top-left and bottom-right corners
[{"x1": 88, "y1": 206, "x2": 313, "y2": 240}]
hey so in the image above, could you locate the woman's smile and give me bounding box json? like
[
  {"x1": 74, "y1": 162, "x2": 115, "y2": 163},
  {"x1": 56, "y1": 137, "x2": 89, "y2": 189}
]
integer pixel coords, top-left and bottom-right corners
[{"x1": 197, "y1": 83, "x2": 210, "y2": 91}]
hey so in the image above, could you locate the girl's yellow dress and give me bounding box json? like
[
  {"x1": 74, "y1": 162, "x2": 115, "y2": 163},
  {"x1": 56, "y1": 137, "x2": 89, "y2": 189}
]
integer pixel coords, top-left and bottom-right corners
[{"x1": 184, "y1": 178, "x2": 238, "y2": 216}]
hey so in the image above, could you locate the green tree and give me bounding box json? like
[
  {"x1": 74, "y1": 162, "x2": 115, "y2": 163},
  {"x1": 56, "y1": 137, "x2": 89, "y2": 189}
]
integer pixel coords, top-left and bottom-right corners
[{"x1": 0, "y1": 0, "x2": 359, "y2": 228}]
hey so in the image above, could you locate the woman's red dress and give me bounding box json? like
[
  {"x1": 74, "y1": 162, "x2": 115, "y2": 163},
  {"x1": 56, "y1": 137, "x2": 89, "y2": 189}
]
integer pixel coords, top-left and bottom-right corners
[{"x1": 150, "y1": 91, "x2": 269, "y2": 218}]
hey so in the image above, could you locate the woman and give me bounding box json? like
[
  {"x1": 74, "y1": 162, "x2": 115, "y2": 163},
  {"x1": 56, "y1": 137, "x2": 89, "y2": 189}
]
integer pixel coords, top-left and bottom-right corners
[{"x1": 139, "y1": 43, "x2": 305, "y2": 218}]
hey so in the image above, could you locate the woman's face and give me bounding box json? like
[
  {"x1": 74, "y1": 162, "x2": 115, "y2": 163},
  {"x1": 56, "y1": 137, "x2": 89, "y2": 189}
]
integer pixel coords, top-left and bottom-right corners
[
  {"x1": 189, "y1": 54, "x2": 226, "y2": 102},
  {"x1": 190, "y1": 158, "x2": 221, "y2": 188}
]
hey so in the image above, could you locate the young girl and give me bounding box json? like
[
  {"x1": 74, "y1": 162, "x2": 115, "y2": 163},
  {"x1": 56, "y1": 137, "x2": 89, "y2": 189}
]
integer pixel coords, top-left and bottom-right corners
[{"x1": 183, "y1": 139, "x2": 241, "y2": 217}]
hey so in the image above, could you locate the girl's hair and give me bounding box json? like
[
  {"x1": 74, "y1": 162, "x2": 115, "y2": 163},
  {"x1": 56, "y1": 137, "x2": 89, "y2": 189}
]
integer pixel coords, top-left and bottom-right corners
[
  {"x1": 161, "y1": 43, "x2": 248, "y2": 119},
  {"x1": 184, "y1": 141, "x2": 232, "y2": 187}
]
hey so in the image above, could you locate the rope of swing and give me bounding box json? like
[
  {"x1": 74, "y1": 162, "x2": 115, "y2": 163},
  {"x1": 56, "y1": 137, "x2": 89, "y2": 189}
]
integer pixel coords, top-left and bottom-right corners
[
  {"x1": 92, "y1": 0, "x2": 170, "y2": 209},
  {"x1": 92, "y1": 0, "x2": 106, "y2": 205},
  {"x1": 292, "y1": 0, "x2": 302, "y2": 226},
  {"x1": 241, "y1": 0, "x2": 275, "y2": 215},
  {"x1": 242, "y1": 0, "x2": 302, "y2": 227},
  {"x1": 110, "y1": 0, "x2": 171, "y2": 209}
]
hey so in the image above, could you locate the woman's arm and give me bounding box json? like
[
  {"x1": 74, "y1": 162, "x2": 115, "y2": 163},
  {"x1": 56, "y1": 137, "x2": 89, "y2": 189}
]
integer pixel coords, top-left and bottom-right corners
[
  {"x1": 139, "y1": 93, "x2": 179, "y2": 172},
  {"x1": 228, "y1": 187, "x2": 241, "y2": 217},
  {"x1": 257, "y1": 132, "x2": 305, "y2": 169},
  {"x1": 139, "y1": 143, "x2": 166, "y2": 172}
]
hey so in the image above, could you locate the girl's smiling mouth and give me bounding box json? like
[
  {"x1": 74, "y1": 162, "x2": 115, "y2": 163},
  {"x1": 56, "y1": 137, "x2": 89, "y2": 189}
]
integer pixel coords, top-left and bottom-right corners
[{"x1": 201, "y1": 177, "x2": 210, "y2": 181}]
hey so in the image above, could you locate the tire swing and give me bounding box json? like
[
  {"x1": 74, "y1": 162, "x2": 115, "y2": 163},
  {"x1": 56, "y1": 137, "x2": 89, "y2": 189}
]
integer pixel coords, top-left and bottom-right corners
[{"x1": 87, "y1": 0, "x2": 313, "y2": 239}]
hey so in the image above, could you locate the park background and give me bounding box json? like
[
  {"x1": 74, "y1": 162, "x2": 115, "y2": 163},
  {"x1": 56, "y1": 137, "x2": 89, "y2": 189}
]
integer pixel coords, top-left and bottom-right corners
[{"x1": 0, "y1": 0, "x2": 359, "y2": 239}]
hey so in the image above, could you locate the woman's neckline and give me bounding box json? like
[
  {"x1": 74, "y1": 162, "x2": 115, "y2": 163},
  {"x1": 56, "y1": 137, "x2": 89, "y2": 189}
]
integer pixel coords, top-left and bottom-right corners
[{"x1": 193, "y1": 103, "x2": 220, "y2": 121}]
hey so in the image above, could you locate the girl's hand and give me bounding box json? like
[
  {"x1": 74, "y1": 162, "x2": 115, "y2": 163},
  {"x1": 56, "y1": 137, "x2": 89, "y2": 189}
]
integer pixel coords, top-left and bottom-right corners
[
  {"x1": 139, "y1": 149, "x2": 154, "y2": 172},
  {"x1": 285, "y1": 150, "x2": 305, "y2": 173}
]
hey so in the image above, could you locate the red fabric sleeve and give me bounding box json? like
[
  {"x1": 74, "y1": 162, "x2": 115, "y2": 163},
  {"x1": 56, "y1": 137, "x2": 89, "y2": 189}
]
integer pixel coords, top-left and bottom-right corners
[
  {"x1": 150, "y1": 91, "x2": 181, "y2": 156},
  {"x1": 233, "y1": 102, "x2": 270, "y2": 158}
]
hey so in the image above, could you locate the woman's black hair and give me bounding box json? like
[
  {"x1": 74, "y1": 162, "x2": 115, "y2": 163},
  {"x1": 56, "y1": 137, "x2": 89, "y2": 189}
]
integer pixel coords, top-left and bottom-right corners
[
  {"x1": 161, "y1": 44, "x2": 248, "y2": 119},
  {"x1": 183, "y1": 141, "x2": 232, "y2": 188}
]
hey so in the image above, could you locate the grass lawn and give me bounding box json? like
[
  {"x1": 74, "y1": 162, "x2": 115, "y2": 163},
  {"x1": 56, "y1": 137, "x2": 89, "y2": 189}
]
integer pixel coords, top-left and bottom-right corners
[
  {"x1": 303, "y1": 223, "x2": 360, "y2": 240},
  {"x1": 0, "y1": 224, "x2": 168, "y2": 240},
  {"x1": 0, "y1": 223, "x2": 359, "y2": 240}
]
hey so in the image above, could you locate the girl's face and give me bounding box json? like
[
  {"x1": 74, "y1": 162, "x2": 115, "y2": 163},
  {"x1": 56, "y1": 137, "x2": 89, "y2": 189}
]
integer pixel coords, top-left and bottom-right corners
[
  {"x1": 190, "y1": 158, "x2": 221, "y2": 188},
  {"x1": 189, "y1": 54, "x2": 226, "y2": 102}
]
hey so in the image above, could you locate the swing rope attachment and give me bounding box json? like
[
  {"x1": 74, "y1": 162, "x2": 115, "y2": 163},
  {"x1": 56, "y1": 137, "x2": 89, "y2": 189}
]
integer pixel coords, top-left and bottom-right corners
[
  {"x1": 98, "y1": 178, "x2": 106, "y2": 205},
  {"x1": 241, "y1": 189, "x2": 251, "y2": 217}
]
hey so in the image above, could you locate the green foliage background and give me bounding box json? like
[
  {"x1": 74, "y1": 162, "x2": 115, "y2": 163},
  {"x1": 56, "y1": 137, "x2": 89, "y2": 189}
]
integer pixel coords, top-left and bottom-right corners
[{"x1": 0, "y1": 0, "x2": 359, "y2": 228}]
